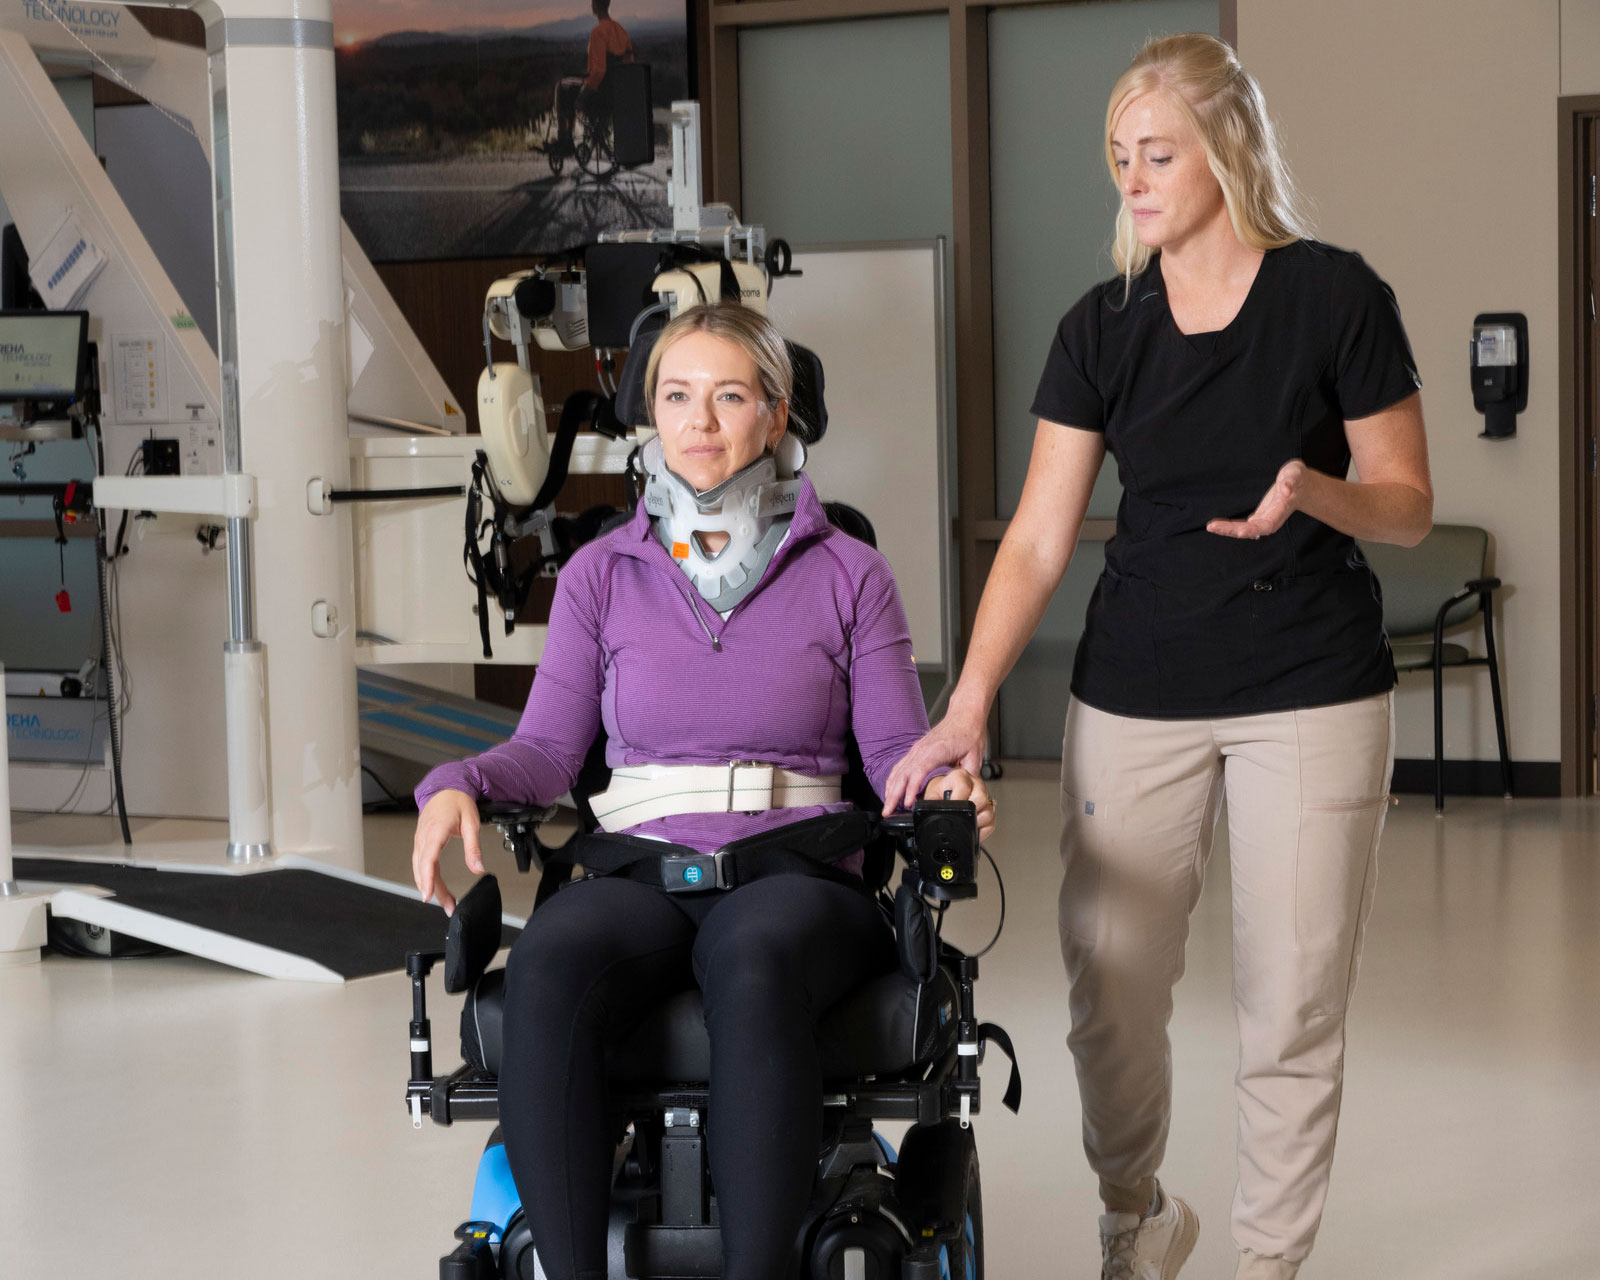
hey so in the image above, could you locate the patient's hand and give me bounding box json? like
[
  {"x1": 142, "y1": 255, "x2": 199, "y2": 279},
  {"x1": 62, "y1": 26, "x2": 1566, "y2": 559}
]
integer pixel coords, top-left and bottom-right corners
[
  {"x1": 925, "y1": 767, "x2": 996, "y2": 843},
  {"x1": 412, "y1": 788, "x2": 484, "y2": 916}
]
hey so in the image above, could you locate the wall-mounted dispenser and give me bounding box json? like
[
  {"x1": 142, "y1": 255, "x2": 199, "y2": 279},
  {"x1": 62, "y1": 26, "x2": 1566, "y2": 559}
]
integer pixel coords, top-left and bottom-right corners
[{"x1": 1470, "y1": 312, "x2": 1528, "y2": 439}]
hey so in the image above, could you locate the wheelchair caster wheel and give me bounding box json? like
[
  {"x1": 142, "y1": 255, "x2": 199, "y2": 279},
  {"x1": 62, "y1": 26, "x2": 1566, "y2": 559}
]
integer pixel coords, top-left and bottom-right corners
[
  {"x1": 895, "y1": 1120, "x2": 983, "y2": 1280},
  {"x1": 978, "y1": 760, "x2": 1002, "y2": 782}
]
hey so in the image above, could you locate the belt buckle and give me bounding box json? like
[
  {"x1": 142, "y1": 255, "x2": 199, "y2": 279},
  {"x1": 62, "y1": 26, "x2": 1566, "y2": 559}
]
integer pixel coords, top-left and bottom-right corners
[
  {"x1": 662, "y1": 852, "x2": 727, "y2": 893},
  {"x1": 727, "y1": 760, "x2": 774, "y2": 813}
]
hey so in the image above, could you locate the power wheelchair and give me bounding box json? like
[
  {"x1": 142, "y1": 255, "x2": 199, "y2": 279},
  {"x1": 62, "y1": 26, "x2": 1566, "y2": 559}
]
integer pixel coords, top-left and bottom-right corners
[{"x1": 403, "y1": 328, "x2": 1021, "y2": 1280}]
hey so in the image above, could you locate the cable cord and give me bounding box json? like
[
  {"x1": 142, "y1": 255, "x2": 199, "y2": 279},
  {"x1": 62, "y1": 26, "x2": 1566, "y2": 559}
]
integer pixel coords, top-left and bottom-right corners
[
  {"x1": 970, "y1": 845, "x2": 1006, "y2": 959},
  {"x1": 360, "y1": 764, "x2": 414, "y2": 813},
  {"x1": 90, "y1": 425, "x2": 131, "y2": 844},
  {"x1": 93, "y1": 511, "x2": 131, "y2": 844},
  {"x1": 928, "y1": 844, "x2": 1007, "y2": 960}
]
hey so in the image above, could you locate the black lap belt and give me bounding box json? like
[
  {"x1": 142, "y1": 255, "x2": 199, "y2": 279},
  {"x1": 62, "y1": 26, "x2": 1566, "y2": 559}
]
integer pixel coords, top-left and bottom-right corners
[{"x1": 564, "y1": 809, "x2": 877, "y2": 895}]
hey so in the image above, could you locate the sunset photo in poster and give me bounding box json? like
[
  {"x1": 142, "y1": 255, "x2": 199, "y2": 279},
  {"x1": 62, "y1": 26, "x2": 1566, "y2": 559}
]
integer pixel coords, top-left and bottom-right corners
[{"x1": 334, "y1": 2, "x2": 689, "y2": 263}]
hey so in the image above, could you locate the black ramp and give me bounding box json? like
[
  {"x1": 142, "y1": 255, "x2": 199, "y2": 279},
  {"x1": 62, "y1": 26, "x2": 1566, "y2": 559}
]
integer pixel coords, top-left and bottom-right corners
[{"x1": 16, "y1": 859, "x2": 521, "y2": 980}]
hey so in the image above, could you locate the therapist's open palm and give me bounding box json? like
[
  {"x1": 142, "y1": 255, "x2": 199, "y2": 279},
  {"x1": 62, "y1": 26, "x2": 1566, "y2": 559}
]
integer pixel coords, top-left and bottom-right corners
[{"x1": 1207, "y1": 459, "x2": 1306, "y2": 540}]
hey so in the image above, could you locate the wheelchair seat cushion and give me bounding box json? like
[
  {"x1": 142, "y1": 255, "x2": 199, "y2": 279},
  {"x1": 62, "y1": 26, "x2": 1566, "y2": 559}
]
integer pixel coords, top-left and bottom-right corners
[{"x1": 462, "y1": 963, "x2": 960, "y2": 1083}]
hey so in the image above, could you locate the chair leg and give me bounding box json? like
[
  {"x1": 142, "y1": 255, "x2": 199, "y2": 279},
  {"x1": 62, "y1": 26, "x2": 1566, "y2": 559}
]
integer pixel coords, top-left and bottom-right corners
[{"x1": 1482, "y1": 598, "x2": 1513, "y2": 798}]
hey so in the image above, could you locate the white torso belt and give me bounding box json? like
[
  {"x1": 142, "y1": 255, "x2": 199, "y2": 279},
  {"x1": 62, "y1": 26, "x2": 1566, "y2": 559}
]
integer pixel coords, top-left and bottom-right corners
[{"x1": 589, "y1": 761, "x2": 843, "y2": 832}]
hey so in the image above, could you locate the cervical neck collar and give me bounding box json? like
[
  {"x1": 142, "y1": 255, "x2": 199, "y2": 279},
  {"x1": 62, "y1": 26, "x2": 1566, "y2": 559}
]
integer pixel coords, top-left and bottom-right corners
[{"x1": 641, "y1": 433, "x2": 807, "y2": 612}]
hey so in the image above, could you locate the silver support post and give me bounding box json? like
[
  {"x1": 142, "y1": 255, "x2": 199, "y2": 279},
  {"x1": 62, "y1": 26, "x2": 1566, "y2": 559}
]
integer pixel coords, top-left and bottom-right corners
[
  {"x1": 223, "y1": 513, "x2": 270, "y2": 862},
  {"x1": 209, "y1": 27, "x2": 273, "y2": 864},
  {"x1": 226, "y1": 515, "x2": 254, "y2": 640}
]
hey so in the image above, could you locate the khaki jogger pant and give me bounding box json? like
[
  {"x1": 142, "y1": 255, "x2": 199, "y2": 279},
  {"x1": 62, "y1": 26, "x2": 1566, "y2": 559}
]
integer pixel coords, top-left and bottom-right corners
[{"x1": 1057, "y1": 692, "x2": 1394, "y2": 1263}]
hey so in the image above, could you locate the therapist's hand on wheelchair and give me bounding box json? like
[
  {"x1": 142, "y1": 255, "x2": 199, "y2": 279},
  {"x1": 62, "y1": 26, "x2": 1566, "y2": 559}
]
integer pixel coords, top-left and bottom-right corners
[
  {"x1": 884, "y1": 692, "x2": 992, "y2": 824},
  {"x1": 413, "y1": 788, "x2": 487, "y2": 916}
]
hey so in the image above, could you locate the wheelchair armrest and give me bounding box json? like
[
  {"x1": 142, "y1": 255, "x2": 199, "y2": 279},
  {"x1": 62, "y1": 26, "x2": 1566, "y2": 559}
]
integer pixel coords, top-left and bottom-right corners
[{"x1": 477, "y1": 802, "x2": 560, "y2": 874}]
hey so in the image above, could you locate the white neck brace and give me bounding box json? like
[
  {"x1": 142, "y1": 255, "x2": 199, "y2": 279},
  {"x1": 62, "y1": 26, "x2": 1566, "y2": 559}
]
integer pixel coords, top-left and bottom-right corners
[{"x1": 641, "y1": 433, "x2": 807, "y2": 611}]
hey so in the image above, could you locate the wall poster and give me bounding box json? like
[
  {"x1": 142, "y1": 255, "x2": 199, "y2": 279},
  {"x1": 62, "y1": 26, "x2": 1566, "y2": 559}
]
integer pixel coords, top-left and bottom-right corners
[{"x1": 334, "y1": 2, "x2": 691, "y2": 262}]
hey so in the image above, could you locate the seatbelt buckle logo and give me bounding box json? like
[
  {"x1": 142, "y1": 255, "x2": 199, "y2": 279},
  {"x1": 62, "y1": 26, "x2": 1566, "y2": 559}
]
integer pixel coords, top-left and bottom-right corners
[{"x1": 662, "y1": 853, "x2": 725, "y2": 892}]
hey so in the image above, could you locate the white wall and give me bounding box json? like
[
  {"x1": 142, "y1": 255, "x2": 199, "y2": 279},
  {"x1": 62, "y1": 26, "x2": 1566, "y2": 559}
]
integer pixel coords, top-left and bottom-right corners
[{"x1": 1240, "y1": 0, "x2": 1578, "y2": 765}]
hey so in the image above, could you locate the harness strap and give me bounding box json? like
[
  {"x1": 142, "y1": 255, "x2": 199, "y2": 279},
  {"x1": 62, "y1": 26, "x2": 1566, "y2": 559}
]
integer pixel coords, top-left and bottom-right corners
[
  {"x1": 564, "y1": 809, "x2": 876, "y2": 895},
  {"x1": 977, "y1": 1021, "x2": 1023, "y2": 1114},
  {"x1": 589, "y1": 762, "x2": 844, "y2": 832},
  {"x1": 462, "y1": 391, "x2": 606, "y2": 658}
]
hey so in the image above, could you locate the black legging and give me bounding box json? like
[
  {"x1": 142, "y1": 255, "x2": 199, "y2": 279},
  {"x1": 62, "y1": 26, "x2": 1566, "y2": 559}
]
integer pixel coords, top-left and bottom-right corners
[{"x1": 498, "y1": 872, "x2": 895, "y2": 1280}]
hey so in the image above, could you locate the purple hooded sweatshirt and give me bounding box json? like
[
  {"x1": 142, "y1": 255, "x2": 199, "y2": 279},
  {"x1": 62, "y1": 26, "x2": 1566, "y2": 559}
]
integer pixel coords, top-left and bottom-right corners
[{"x1": 415, "y1": 473, "x2": 939, "y2": 856}]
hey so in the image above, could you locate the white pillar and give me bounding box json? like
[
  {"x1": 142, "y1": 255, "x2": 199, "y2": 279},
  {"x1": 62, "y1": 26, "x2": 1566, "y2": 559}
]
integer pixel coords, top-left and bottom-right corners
[
  {"x1": 1, "y1": 667, "x2": 49, "y2": 966},
  {"x1": 198, "y1": 0, "x2": 362, "y2": 870}
]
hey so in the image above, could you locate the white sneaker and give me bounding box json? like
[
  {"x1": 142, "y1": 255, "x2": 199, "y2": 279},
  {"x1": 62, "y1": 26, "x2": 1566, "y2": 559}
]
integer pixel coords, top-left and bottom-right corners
[{"x1": 1098, "y1": 1183, "x2": 1199, "y2": 1280}]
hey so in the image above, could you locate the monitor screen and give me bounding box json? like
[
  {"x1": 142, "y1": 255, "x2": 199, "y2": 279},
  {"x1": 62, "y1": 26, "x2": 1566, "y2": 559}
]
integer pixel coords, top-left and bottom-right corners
[{"x1": 0, "y1": 310, "x2": 87, "y2": 401}]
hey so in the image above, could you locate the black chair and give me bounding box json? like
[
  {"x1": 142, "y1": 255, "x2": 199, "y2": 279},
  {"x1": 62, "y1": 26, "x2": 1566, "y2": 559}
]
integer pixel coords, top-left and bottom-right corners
[{"x1": 1361, "y1": 524, "x2": 1512, "y2": 812}]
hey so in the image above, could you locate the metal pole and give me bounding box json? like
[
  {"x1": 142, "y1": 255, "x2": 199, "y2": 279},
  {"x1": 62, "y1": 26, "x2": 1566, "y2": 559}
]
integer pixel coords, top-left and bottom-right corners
[
  {"x1": 205, "y1": 16, "x2": 272, "y2": 864},
  {"x1": 199, "y1": 0, "x2": 361, "y2": 870}
]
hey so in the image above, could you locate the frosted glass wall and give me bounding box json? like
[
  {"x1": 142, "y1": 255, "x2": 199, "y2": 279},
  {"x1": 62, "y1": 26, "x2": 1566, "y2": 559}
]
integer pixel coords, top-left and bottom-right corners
[{"x1": 990, "y1": 0, "x2": 1217, "y2": 755}]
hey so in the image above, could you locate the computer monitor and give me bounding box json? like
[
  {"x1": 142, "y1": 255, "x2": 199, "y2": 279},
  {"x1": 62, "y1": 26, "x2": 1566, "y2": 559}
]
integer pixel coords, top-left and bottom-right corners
[{"x1": 0, "y1": 309, "x2": 88, "y2": 402}]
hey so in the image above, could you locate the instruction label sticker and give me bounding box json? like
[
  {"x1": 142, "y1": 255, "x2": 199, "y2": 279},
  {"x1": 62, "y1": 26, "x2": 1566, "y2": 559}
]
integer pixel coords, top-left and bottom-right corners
[{"x1": 110, "y1": 332, "x2": 166, "y2": 423}]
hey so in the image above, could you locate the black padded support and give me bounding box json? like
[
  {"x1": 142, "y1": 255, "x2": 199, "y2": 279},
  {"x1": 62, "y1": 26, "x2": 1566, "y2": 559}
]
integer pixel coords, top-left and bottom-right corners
[
  {"x1": 462, "y1": 969, "x2": 507, "y2": 1074},
  {"x1": 894, "y1": 878, "x2": 939, "y2": 984},
  {"x1": 612, "y1": 328, "x2": 829, "y2": 444},
  {"x1": 444, "y1": 875, "x2": 504, "y2": 995},
  {"x1": 459, "y1": 962, "x2": 960, "y2": 1084}
]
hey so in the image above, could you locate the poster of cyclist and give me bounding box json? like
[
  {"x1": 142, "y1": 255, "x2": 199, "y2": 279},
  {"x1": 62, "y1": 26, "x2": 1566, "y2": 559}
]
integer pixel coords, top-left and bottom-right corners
[{"x1": 334, "y1": 2, "x2": 690, "y2": 262}]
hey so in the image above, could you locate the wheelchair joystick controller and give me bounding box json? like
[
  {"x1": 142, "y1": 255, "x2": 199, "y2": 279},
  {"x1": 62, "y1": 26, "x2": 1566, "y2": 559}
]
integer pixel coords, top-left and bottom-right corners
[{"x1": 880, "y1": 798, "x2": 979, "y2": 902}]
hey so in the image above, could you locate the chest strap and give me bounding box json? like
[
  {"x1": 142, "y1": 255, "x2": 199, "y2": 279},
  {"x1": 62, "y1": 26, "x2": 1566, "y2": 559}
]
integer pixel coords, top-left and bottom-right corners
[
  {"x1": 564, "y1": 809, "x2": 876, "y2": 895},
  {"x1": 589, "y1": 761, "x2": 843, "y2": 832}
]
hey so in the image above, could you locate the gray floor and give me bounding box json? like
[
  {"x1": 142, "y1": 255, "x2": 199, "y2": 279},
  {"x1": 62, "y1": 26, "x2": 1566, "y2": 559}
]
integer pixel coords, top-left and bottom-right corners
[{"x1": 3, "y1": 785, "x2": 1598, "y2": 1279}]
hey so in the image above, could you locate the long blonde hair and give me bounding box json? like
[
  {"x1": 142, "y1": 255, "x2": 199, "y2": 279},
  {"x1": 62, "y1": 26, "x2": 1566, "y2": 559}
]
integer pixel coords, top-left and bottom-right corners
[
  {"x1": 643, "y1": 303, "x2": 799, "y2": 434},
  {"x1": 1106, "y1": 33, "x2": 1310, "y2": 287}
]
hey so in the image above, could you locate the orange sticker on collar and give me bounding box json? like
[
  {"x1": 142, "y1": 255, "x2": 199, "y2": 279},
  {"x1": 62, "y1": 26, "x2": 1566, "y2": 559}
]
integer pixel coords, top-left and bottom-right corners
[{"x1": 671, "y1": 541, "x2": 691, "y2": 560}]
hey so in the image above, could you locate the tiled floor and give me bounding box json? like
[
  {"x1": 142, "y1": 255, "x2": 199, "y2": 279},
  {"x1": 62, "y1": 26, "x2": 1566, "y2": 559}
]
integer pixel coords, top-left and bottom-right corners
[{"x1": 3, "y1": 786, "x2": 1598, "y2": 1279}]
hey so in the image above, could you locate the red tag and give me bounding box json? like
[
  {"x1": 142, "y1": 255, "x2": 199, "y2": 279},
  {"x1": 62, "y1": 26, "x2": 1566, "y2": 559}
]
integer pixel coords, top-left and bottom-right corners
[
  {"x1": 55, "y1": 589, "x2": 71, "y2": 613},
  {"x1": 63, "y1": 481, "x2": 77, "y2": 505}
]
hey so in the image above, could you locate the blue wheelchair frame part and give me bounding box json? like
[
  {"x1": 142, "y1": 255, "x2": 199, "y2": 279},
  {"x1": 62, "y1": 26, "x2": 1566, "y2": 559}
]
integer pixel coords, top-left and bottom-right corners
[
  {"x1": 937, "y1": 1214, "x2": 976, "y2": 1280},
  {"x1": 469, "y1": 1141, "x2": 520, "y2": 1242}
]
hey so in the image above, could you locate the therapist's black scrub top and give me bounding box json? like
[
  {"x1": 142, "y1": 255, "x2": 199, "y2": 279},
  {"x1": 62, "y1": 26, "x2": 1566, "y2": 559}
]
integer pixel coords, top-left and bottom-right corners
[{"x1": 1030, "y1": 239, "x2": 1422, "y2": 719}]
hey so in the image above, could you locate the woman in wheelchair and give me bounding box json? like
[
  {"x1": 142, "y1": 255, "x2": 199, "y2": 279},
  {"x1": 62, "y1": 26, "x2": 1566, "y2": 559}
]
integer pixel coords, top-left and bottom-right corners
[{"x1": 411, "y1": 303, "x2": 995, "y2": 1280}]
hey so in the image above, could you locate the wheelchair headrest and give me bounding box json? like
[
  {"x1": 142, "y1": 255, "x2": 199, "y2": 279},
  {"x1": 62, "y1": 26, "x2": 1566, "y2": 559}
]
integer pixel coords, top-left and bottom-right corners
[{"x1": 612, "y1": 324, "x2": 829, "y2": 446}]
